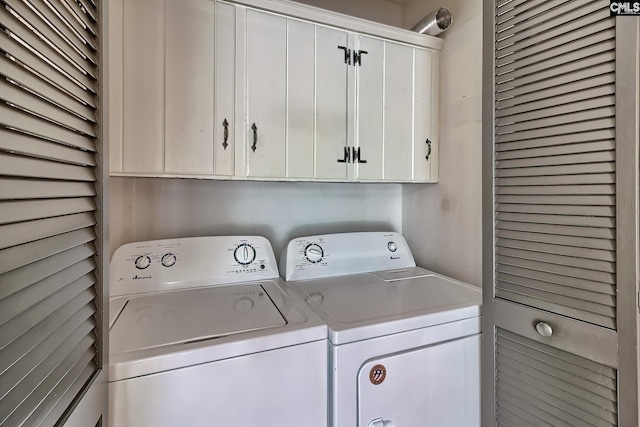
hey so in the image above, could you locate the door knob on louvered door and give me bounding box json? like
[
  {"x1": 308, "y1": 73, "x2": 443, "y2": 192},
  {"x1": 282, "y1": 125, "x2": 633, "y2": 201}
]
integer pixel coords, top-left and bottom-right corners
[{"x1": 535, "y1": 321, "x2": 553, "y2": 338}]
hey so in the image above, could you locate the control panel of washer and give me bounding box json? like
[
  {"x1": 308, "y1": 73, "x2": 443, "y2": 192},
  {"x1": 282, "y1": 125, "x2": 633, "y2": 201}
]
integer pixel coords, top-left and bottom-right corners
[
  {"x1": 111, "y1": 236, "x2": 279, "y2": 297},
  {"x1": 280, "y1": 232, "x2": 416, "y2": 281}
]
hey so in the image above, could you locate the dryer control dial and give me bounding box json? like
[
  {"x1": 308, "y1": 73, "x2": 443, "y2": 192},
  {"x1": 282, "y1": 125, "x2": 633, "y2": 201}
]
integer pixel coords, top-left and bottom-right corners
[
  {"x1": 234, "y1": 243, "x2": 256, "y2": 265},
  {"x1": 161, "y1": 253, "x2": 177, "y2": 267},
  {"x1": 305, "y1": 244, "x2": 324, "y2": 263},
  {"x1": 134, "y1": 255, "x2": 151, "y2": 270}
]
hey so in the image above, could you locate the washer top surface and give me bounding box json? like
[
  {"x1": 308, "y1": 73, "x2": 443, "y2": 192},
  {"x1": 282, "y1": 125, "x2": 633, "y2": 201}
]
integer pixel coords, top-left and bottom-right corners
[
  {"x1": 109, "y1": 236, "x2": 327, "y2": 382},
  {"x1": 298, "y1": 273, "x2": 477, "y2": 324},
  {"x1": 293, "y1": 269, "x2": 481, "y2": 344},
  {"x1": 280, "y1": 232, "x2": 481, "y2": 345},
  {"x1": 110, "y1": 283, "x2": 286, "y2": 355}
]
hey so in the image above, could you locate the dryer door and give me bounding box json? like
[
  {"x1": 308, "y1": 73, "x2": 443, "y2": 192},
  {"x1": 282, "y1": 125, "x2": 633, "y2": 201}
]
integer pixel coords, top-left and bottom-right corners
[{"x1": 357, "y1": 335, "x2": 480, "y2": 427}]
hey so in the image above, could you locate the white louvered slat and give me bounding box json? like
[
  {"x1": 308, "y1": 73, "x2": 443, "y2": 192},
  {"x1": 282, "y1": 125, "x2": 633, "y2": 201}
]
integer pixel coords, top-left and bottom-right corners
[
  {"x1": 0, "y1": 152, "x2": 97, "y2": 180},
  {"x1": 0, "y1": 127, "x2": 95, "y2": 165},
  {"x1": 496, "y1": 4, "x2": 606, "y2": 51},
  {"x1": 3, "y1": 0, "x2": 97, "y2": 76},
  {"x1": 0, "y1": 51, "x2": 97, "y2": 122},
  {"x1": 0, "y1": 243, "x2": 96, "y2": 300},
  {"x1": 0, "y1": 79, "x2": 97, "y2": 135},
  {"x1": 496, "y1": 329, "x2": 618, "y2": 426},
  {"x1": 0, "y1": 229, "x2": 96, "y2": 275},
  {"x1": 0, "y1": 212, "x2": 96, "y2": 250},
  {"x1": 0, "y1": 30, "x2": 96, "y2": 108},
  {"x1": 0, "y1": 198, "x2": 96, "y2": 225},
  {"x1": 0, "y1": 103, "x2": 96, "y2": 151},
  {"x1": 15, "y1": 0, "x2": 97, "y2": 62},
  {"x1": 0, "y1": 12, "x2": 96, "y2": 92},
  {"x1": 0, "y1": 0, "x2": 102, "y2": 423}
]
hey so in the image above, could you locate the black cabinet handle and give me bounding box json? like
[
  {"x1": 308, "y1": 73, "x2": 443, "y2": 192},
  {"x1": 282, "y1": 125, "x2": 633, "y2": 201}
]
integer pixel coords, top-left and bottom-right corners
[
  {"x1": 425, "y1": 139, "x2": 432, "y2": 161},
  {"x1": 353, "y1": 147, "x2": 367, "y2": 164},
  {"x1": 337, "y1": 46, "x2": 351, "y2": 65},
  {"x1": 353, "y1": 50, "x2": 368, "y2": 66},
  {"x1": 222, "y1": 119, "x2": 229, "y2": 150},
  {"x1": 337, "y1": 146, "x2": 350, "y2": 163},
  {"x1": 251, "y1": 123, "x2": 258, "y2": 153}
]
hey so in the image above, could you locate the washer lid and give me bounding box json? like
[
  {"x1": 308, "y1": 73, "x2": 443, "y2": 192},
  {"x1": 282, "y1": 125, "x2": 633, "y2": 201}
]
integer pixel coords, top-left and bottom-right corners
[
  {"x1": 296, "y1": 273, "x2": 481, "y2": 344},
  {"x1": 110, "y1": 284, "x2": 286, "y2": 354}
]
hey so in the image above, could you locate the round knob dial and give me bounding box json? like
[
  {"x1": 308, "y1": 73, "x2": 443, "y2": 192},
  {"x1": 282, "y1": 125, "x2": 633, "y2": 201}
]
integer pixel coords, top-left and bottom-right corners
[
  {"x1": 234, "y1": 243, "x2": 256, "y2": 265},
  {"x1": 305, "y1": 244, "x2": 324, "y2": 263},
  {"x1": 134, "y1": 255, "x2": 151, "y2": 270},
  {"x1": 387, "y1": 242, "x2": 398, "y2": 252},
  {"x1": 161, "y1": 253, "x2": 177, "y2": 267}
]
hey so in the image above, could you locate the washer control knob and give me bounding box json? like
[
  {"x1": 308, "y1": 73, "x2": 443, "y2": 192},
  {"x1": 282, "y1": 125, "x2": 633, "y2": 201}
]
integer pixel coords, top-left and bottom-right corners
[
  {"x1": 234, "y1": 243, "x2": 256, "y2": 265},
  {"x1": 134, "y1": 255, "x2": 151, "y2": 270},
  {"x1": 161, "y1": 253, "x2": 177, "y2": 267},
  {"x1": 387, "y1": 242, "x2": 398, "y2": 252},
  {"x1": 305, "y1": 244, "x2": 324, "y2": 263}
]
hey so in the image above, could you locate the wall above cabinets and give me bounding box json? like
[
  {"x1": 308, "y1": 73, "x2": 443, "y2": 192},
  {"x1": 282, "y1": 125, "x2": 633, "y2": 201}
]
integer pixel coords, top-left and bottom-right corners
[{"x1": 109, "y1": 0, "x2": 442, "y2": 183}]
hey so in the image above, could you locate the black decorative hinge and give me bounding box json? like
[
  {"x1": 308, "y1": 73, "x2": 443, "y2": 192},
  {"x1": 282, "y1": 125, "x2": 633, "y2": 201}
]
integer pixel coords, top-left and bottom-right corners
[
  {"x1": 337, "y1": 146, "x2": 351, "y2": 163},
  {"x1": 337, "y1": 46, "x2": 351, "y2": 65},
  {"x1": 353, "y1": 147, "x2": 367, "y2": 163},
  {"x1": 353, "y1": 50, "x2": 368, "y2": 66}
]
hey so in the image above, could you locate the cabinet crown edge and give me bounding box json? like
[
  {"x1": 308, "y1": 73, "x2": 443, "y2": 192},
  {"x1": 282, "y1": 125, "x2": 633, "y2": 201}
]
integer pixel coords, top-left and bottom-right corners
[{"x1": 222, "y1": 0, "x2": 444, "y2": 50}]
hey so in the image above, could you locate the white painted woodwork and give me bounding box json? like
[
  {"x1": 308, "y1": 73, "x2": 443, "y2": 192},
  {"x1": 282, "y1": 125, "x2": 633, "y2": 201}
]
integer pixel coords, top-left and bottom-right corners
[
  {"x1": 112, "y1": 0, "x2": 441, "y2": 183},
  {"x1": 355, "y1": 35, "x2": 384, "y2": 180},
  {"x1": 286, "y1": 19, "x2": 315, "y2": 179},
  {"x1": 413, "y1": 47, "x2": 434, "y2": 181},
  {"x1": 122, "y1": 0, "x2": 164, "y2": 173},
  {"x1": 214, "y1": 2, "x2": 236, "y2": 176},
  {"x1": 165, "y1": 0, "x2": 215, "y2": 174},
  {"x1": 355, "y1": 36, "x2": 434, "y2": 182},
  {"x1": 108, "y1": 0, "x2": 123, "y2": 172},
  {"x1": 245, "y1": 9, "x2": 287, "y2": 178},
  {"x1": 314, "y1": 25, "x2": 351, "y2": 180},
  {"x1": 383, "y1": 40, "x2": 414, "y2": 181}
]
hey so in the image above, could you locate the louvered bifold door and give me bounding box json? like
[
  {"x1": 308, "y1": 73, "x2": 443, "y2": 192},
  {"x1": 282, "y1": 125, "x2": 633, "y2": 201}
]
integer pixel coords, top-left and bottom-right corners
[
  {"x1": 495, "y1": 0, "x2": 617, "y2": 329},
  {"x1": 0, "y1": 0, "x2": 102, "y2": 425},
  {"x1": 482, "y1": 0, "x2": 640, "y2": 426}
]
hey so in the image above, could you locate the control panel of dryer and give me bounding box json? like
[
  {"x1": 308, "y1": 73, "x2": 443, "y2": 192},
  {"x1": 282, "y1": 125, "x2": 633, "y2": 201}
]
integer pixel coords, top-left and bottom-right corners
[
  {"x1": 111, "y1": 236, "x2": 279, "y2": 297},
  {"x1": 280, "y1": 232, "x2": 416, "y2": 281}
]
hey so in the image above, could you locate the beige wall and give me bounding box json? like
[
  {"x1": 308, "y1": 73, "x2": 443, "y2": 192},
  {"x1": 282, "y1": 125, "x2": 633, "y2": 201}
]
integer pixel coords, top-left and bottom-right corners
[
  {"x1": 402, "y1": 0, "x2": 482, "y2": 286},
  {"x1": 110, "y1": 178, "x2": 402, "y2": 258}
]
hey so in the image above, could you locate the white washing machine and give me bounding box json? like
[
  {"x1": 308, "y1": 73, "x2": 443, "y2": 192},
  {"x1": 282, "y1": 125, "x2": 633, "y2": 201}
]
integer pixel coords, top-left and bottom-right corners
[
  {"x1": 280, "y1": 232, "x2": 481, "y2": 427},
  {"x1": 109, "y1": 236, "x2": 327, "y2": 427}
]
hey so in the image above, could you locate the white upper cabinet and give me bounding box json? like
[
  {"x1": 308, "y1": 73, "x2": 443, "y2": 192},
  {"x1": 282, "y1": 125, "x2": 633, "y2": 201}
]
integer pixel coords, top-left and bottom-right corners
[
  {"x1": 110, "y1": 0, "x2": 441, "y2": 182},
  {"x1": 355, "y1": 36, "x2": 436, "y2": 182},
  {"x1": 112, "y1": 0, "x2": 235, "y2": 177}
]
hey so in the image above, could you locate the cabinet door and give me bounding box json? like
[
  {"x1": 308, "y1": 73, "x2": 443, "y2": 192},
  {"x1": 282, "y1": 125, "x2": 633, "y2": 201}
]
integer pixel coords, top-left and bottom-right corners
[
  {"x1": 413, "y1": 47, "x2": 434, "y2": 182},
  {"x1": 214, "y1": 1, "x2": 236, "y2": 176},
  {"x1": 314, "y1": 26, "x2": 351, "y2": 180},
  {"x1": 165, "y1": 0, "x2": 215, "y2": 174},
  {"x1": 245, "y1": 10, "x2": 287, "y2": 178},
  {"x1": 354, "y1": 35, "x2": 384, "y2": 180},
  {"x1": 286, "y1": 19, "x2": 315, "y2": 179},
  {"x1": 355, "y1": 37, "x2": 434, "y2": 182},
  {"x1": 122, "y1": 0, "x2": 164, "y2": 173}
]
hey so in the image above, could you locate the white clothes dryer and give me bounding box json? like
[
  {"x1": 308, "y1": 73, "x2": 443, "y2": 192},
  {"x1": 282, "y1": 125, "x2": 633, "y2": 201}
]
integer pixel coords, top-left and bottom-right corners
[
  {"x1": 109, "y1": 236, "x2": 327, "y2": 427},
  {"x1": 280, "y1": 232, "x2": 481, "y2": 427}
]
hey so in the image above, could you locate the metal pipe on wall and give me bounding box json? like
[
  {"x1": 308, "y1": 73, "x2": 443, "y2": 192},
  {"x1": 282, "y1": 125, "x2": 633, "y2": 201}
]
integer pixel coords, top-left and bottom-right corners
[{"x1": 411, "y1": 7, "x2": 453, "y2": 36}]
